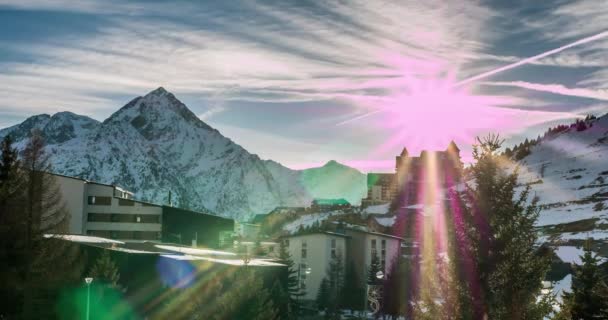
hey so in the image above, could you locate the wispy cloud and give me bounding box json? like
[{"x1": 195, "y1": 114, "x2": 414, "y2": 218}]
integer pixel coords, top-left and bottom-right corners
[
  {"x1": 1, "y1": 0, "x2": 607, "y2": 168},
  {"x1": 482, "y1": 81, "x2": 608, "y2": 101},
  {"x1": 0, "y1": 0, "x2": 501, "y2": 118}
]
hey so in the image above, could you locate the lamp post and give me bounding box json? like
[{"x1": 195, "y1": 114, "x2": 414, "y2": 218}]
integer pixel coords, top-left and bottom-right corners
[{"x1": 85, "y1": 277, "x2": 93, "y2": 320}]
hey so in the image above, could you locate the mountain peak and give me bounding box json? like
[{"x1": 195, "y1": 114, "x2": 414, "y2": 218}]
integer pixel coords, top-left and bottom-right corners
[
  {"x1": 324, "y1": 160, "x2": 340, "y2": 167},
  {"x1": 104, "y1": 87, "x2": 214, "y2": 137},
  {"x1": 146, "y1": 86, "x2": 169, "y2": 97}
]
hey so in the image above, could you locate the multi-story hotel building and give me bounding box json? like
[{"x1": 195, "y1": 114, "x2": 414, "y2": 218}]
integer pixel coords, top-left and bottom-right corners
[
  {"x1": 362, "y1": 142, "x2": 462, "y2": 206},
  {"x1": 53, "y1": 173, "x2": 233, "y2": 245},
  {"x1": 283, "y1": 229, "x2": 402, "y2": 301}
]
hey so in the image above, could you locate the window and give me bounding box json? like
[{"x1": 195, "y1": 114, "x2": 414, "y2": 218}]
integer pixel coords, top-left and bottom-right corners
[
  {"x1": 88, "y1": 213, "x2": 159, "y2": 223},
  {"x1": 118, "y1": 198, "x2": 134, "y2": 206},
  {"x1": 88, "y1": 196, "x2": 111, "y2": 205},
  {"x1": 89, "y1": 230, "x2": 159, "y2": 240},
  {"x1": 301, "y1": 241, "x2": 307, "y2": 259},
  {"x1": 381, "y1": 239, "x2": 387, "y2": 263},
  {"x1": 331, "y1": 238, "x2": 337, "y2": 258},
  {"x1": 88, "y1": 213, "x2": 111, "y2": 222},
  {"x1": 140, "y1": 215, "x2": 160, "y2": 223},
  {"x1": 371, "y1": 239, "x2": 377, "y2": 257}
]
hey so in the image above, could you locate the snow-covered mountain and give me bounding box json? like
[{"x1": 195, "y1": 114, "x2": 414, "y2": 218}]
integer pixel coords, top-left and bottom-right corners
[
  {"x1": 507, "y1": 114, "x2": 608, "y2": 243},
  {"x1": 0, "y1": 87, "x2": 367, "y2": 220}
]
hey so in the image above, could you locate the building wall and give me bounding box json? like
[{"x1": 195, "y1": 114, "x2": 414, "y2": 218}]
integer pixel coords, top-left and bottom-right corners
[
  {"x1": 364, "y1": 173, "x2": 397, "y2": 205},
  {"x1": 234, "y1": 222, "x2": 261, "y2": 241},
  {"x1": 161, "y1": 206, "x2": 234, "y2": 248},
  {"x1": 54, "y1": 175, "x2": 87, "y2": 234},
  {"x1": 286, "y1": 233, "x2": 347, "y2": 301},
  {"x1": 344, "y1": 230, "x2": 401, "y2": 283},
  {"x1": 84, "y1": 183, "x2": 163, "y2": 241}
]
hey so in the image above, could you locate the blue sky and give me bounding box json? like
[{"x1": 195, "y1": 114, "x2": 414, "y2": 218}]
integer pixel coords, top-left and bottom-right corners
[{"x1": 0, "y1": 0, "x2": 607, "y2": 171}]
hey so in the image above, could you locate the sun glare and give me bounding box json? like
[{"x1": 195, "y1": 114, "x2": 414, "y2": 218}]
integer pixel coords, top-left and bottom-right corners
[{"x1": 375, "y1": 74, "x2": 515, "y2": 156}]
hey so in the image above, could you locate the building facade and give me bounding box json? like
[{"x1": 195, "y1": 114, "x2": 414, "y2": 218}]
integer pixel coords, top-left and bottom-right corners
[
  {"x1": 343, "y1": 229, "x2": 402, "y2": 285},
  {"x1": 362, "y1": 142, "x2": 462, "y2": 206},
  {"x1": 283, "y1": 232, "x2": 348, "y2": 300},
  {"x1": 53, "y1": 173, "x2": 232, "y2": 245},
  {"x1": 283, "y1": 229, "x2": 402, "y2": 301}
]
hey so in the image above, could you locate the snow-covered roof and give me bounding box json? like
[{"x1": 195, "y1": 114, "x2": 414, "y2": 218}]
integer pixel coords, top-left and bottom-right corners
[
  {"x1": 155, "y1": 244, "x2": 236, "y2": 256},
  {"x1": 44, "y1": 234, "x2": 124, "y2": 244}
]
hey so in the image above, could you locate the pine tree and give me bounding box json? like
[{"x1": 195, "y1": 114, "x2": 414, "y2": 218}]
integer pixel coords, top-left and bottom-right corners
[
  {"x1": 561, "y1": 240, "x2": 608, "y2": 319},
  {"x1": 90, "y1": 249, "x2": 120, "y2": 287},
  {"x1": 317, "y1": 277, "x2": 330, "y2": 312},
  {"x1": 212, "y1": 268, "x2": 278, "y2": 320},
  {"x1": 0, "y1": 134, "x2": 27, "y2": 318},
  {"x1": 367, "y1": 252, "x2": 381, "y2": 285},
  {"x1": 458, "y1": 134, "x2": 553, "y2": 319},
  {"x1": 326, "y1": 251, "x2": 345, "y2": 319},
  {"x1": 340, "y1": 261, "x2": 365, "y2": 313},
  {"x1": 278, "y1": 240, "x2": 301, "y2": 318},
  {"x1": 270, "y1": 279, "x2": 290, "y2": 320},
  {"x1": 382, "y1": 258, "x2": 411, "y2": 318},
  {"x1": 20, "y1": 130, "x2": 85, "y2": 319}
]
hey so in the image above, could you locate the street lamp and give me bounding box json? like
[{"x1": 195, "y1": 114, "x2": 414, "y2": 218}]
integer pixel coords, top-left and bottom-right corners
[{"x1": 85, "y1": 277, "x2": 93, "y2": 320}]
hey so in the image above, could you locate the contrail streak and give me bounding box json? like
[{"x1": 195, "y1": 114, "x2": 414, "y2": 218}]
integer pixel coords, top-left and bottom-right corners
[
  {"x1": 335, "y1": 109, "x2": 383, "y2": 126},
  {"x1": 455, "y1": 30, "x2": 608, "y2": 87},
  {"x1": 337, "y1": 30, "x2": 608, "y2": 126}
]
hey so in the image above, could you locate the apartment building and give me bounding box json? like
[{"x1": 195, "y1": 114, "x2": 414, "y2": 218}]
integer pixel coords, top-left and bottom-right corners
[
  {"x1": 283, "y1": 232, "x2": 348, "y2": 300},
  {"x1": 343, "y1": 228, "x2": 403, "y2": 284},
  {"x1": 53, "y1": 173, "x2": 233, "y2": 245},
  {"x1": 54, "y1": 174, "x2": 162, "y2": 241},
  {"x1": 362, "y1": 142, "x2": 462, "y2": 206},
  {"x1": 283, "y1": 229, "x2": 402, "y2": 301}
]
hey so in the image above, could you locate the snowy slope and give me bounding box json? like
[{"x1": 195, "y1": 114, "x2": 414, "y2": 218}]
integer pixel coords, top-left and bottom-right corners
[
  {"x1": 508, "y1": 114, "x2": 608, "y2": 242},
  {"x1": 0, "y1": 87, "x2": 366, "y2": 220}
]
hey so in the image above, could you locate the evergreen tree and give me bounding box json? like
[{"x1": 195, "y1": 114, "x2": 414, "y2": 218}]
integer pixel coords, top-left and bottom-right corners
[
  {"x1": 22, "y1": 130, "x2": 85, "y2": 318},
  {"x1": 340, "y1": 262, "x2": 365, "y2": 313},
  {"x1": 317, "y1": 277, "x2": 330, "y2": 312},
  {"x1": 560, "y1": 240, "x2": 608, "y2": 319},
  {"x1": 457, "y1": 134, "x2": 553, "y2": 319},
  {"x1": 326, "y1": 251, "x2": 345, "y2": 319},
  {"x1": 0, "y1": 134, "x2": 26, "y2": 318},
  {"x1": 212, "y1": 268, "x2": 279, "y2": 320},
  {"x1": 278, "y1": 240, "x2": 301, "y2": 318},
  {"x1": 0, "y1": 130, "x2": 85, "y2": 319},
  {"x1": 382, "y1": 258, "x2": 411, "y2": 318},
  {"x1": 367, "y1": 252, "x2": 381, "y2": 285},
  {"x1": 90, "y1": 249, "x2": 120, "y2": 288},
  {"x1": 270, "y1": 279, "x2": 290, "y2": 320}
]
